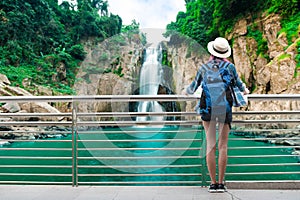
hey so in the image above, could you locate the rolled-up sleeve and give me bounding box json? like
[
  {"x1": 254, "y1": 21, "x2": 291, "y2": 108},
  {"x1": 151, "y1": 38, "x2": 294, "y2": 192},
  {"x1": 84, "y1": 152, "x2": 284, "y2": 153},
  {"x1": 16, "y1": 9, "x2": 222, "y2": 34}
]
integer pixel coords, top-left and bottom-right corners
[{"x1": 228, "y1": 63, "x2": 245, "y2": 92}]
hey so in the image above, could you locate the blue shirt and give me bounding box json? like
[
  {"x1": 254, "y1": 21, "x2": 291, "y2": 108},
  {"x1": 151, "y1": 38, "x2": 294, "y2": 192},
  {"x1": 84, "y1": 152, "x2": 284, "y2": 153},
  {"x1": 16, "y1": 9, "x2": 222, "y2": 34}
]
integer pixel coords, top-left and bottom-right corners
[{"x1": 186, "y1": 59, "x2": 245, "y2": 114}]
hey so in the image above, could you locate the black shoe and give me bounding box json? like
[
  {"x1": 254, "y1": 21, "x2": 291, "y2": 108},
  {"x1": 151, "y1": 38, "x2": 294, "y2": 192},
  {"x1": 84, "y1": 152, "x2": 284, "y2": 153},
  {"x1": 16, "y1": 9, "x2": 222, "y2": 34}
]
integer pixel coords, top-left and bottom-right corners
[
  {"x1": 217, "y1": 183, "x2": 227, "y2": 193},
  {"x1": 208, "y1": 183, "x2": 218, "y2": 193}
]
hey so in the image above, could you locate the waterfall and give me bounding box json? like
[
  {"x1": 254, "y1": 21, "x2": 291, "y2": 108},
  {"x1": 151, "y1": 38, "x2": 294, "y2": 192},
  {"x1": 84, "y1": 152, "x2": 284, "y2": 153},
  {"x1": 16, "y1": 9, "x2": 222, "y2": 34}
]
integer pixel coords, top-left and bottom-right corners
[{"x1": 136, "y1": 46, "x2": 165, "y2": 122}]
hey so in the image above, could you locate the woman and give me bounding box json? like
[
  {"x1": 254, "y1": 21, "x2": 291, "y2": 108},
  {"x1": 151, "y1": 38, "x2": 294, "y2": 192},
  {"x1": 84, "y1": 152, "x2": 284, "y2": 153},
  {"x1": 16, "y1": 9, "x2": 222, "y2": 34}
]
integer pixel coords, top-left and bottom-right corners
[{"x1": 184, "y1": 37, "x2": 249, "y2": 193}]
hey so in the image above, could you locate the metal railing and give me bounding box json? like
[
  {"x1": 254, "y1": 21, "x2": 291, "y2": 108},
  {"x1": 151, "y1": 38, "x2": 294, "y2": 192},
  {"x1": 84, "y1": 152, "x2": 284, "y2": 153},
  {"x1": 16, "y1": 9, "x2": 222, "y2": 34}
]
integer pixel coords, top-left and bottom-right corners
[{"x1": 0, "y1": 94, "x2": 299, "y2": 188}]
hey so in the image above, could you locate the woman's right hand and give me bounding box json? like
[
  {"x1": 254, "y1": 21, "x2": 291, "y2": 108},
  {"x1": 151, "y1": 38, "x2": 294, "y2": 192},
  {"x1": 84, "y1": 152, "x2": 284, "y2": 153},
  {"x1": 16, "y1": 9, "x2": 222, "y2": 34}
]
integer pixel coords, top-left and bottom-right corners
[
  {"x1": 244, "y1": 87, "x2": 250, "y2": 95},
  {"x1": 242, "y1": 83, "x2": 250, "y2": 95}
]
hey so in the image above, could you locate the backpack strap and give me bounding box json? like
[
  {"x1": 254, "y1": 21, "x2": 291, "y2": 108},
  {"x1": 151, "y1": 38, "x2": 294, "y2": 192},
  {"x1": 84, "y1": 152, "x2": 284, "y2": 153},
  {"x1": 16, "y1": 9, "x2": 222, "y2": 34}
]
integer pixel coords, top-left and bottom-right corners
[
  {"x1": 218, "y1": 60, "x2": 230, "y2": 70},
  {"x1": 200, "y1": 59, "x2": 231, "y2": 82},
  {"x1": 201, "y1": 59, "x2": 217, "y2": 75}
]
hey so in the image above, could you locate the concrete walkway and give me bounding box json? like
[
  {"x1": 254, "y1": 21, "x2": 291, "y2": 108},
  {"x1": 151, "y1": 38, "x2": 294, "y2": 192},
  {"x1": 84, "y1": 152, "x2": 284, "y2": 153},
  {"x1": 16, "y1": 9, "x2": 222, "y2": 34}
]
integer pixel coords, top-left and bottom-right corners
[{"x1": 0, "y1": 185, "x2": 299, "y2": 200}]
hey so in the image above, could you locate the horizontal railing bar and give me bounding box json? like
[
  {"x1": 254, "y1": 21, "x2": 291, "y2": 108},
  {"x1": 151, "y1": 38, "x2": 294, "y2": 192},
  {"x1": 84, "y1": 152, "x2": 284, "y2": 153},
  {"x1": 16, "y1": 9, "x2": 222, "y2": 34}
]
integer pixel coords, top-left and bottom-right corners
[
  {"x1": 0, "y1": 131, "x2": 71, "y2": 134},
  {"x1": 228, "y1": 155, "x2": 297, "y2": 158},
  {"x1": 0, "y1": 173, "x2": 72, "y2": 176},
  {"x1": 1, "y1": 120, "x2": 298, "y2": 127},
  {"x1": 0, "y1": 113, "x2": 72, "y2": 117},
  {"x1": 77, "y1": 165, "x2": 202, "y2": 168},
  {"x1": 0, "y1": 122, "x2": 72, "y2": 126},
  {"x1": 228, "y1": 137, "x2": 300, "y2": 141},
  {"x1": 0, "y1": 165, "x2": 72, "y2": 168},
  {"x1": 77, "y1": 138, "x2": 299, "y2": 142},
  {"x1": 227, "y1": 180, "x2": 300, "y2": 183},
  {"x1": 0, "y1": 94, "x2": 299, "y2": 103},
  {"x1": 78, "y1": 156, "x2": 201, "y2": 160},
  {"x1": 76, "y1": 119, "x2": 300, "y2": 126},
  {"x1": 232, "y1": 119, "x2": 300, "y2": 124},
  {"x1": 77, "y1": 154, "x2": 298, "y2": 160},
  {"x1": 78, "y1": 147, "x2": 201, "y2": 151},
  {"x1": 1, "y1": 140, "x2": 72, "y2": 143},
  {"x1": 77, "y1": 130, "x2": 200, "y2": 134},
  {"x1": 226, "y1": 172, "x2": 300, "y2": 175},
  {"x1": 230, "y1": 129, "x2": 300, "y2": 132},
  {"x1": 233, "y1": 111, "x2": 300, "y2": 115},
  {"x1": 0, "y1": 95, "x2": 199, "y2": 103},
  {"x1": 247, "y1": 94, "x2": 300, "y2": 101},
  {"x1": 228, "y1": 146, "x2": 300, "y2": 149},
  {"x1": 0, "y1": 128, "x2": 297, "y2": 134},
  {"x1": 0, "y1": 96, "x2": 77, "y2": 103},
  {"x1": 78, "y1": 127, "x2": 300, "y2": 134},
  {"x1": 77, "y1": 139, "x2": 202, "y2": 142},
  {"x1": 78, "y1": 173, "x2": 201, "y2": 177},
  {"x1": 77, "y1": 111, "x2": 300, "y2": 117},
  {"x1": 80, "y1": 146, "x2": 300, "y2": 151},
  {"x1": 2, "y1": 111, "x2": 296, "y2": 117},
  {"x1": 3, "y1": 111, "x2": 294, "y2": 118},
  {"x1": 0, "y1": 148, "x2": 72, "y2": 151},
  {"x1": 0, "y1": 181, "x2": 72, "y2": 184},
  {"x1": 0, "y1": 156, "x2": 72, "y2": 159},
  {"x1": 77, "y1": 112, "x2": 198, "y2": 117},
  {"x1": 0, "y1": 119, "x2": 298, "y2": 126},
  {"x1": 76, "y1": 121, "x2": 201, "y2": 126},
  {"x1": 78, "y1": 181, "x2": 202, "y2": 184},
  {"x1": 0, "y1": 111, "x2": 297, "y2": 118},
  {"x1": 227, "y1": 163, "x2": 300, "y2": 167}
]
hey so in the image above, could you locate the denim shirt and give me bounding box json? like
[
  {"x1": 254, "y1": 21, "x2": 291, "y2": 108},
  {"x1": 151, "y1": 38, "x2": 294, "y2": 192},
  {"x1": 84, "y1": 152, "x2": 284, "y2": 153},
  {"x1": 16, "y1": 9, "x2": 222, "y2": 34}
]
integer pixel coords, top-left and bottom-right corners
[{"x1": 186, "y1": 59, "x2": 245, "y2": 114}]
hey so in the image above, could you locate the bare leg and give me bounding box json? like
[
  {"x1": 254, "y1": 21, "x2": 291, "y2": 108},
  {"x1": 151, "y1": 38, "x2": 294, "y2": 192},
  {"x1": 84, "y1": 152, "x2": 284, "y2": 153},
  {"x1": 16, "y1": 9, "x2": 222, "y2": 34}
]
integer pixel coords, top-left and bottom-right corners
[
  {"x1": 218, "y1": 123, "x2": 230, "y2": 184},
  {"x1": 203, "y1": 121, "x2": 217, "y2": 184}
]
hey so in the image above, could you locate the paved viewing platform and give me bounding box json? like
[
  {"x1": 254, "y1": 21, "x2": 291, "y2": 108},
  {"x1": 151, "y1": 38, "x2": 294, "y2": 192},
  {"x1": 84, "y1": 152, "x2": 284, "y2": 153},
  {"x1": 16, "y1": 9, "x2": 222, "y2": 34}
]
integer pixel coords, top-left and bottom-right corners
[{"x1": 0, "y1": 185, "x2": 299, "y2": 200}]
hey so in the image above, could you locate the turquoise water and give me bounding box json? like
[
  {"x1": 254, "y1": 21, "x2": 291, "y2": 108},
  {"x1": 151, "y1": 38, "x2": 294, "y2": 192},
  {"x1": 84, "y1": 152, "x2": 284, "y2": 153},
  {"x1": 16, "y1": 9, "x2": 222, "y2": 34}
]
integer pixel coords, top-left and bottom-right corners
[{"x1": 0, "y1": 126, "x2": 299, "y2": 185}]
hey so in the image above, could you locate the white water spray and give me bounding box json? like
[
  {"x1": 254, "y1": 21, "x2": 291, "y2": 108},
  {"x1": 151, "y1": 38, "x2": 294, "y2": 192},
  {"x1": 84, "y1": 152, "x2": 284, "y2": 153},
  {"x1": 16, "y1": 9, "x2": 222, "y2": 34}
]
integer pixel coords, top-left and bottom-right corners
[{"x1": 136, "y1": 46, "x2": 165, "y2": 123}]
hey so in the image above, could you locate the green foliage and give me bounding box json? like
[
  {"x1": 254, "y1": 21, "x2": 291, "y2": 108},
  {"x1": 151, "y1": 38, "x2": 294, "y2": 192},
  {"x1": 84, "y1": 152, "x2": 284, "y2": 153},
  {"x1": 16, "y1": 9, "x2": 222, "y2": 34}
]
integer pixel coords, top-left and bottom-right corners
[
  {"x1": 52, "y1": 83, "x2": 75, "y2": 95},
  {"x1": 68, "y1": 44, "x2": 86, "y2": 60},
  {"x1": 121, "y1": 19, "x2": 140, "y2": 33},
  {"x1": 279, "y1": 12, "x2": 300, "y2": 45},
  {"x1": 166, "y1": 0, "x2": 271, "y2": 47},
  {"x1": 166, "y1": 0, "x2": 298, "y2": 79},
  {"x1": 0, "y1": 65, "x2": 37, "y2": 87},
  {"x1": 0, "y1": 0, "x2": 122, "y2": 94},
  {"x1": 277, "y1": 53, "x2": 291, "y2": 61},
  {"x1": 268, "y1": 0, "x2": 299, "y2": 17},
  {"x1": 295, "y1": 40, "x2": 300, "y2": 77},
  {"x1": 161, "y1": 49, "x2": 171, "y2": 67},
  {"x1": 247, "y1": 25, "x2": 269, "y2": 61},
  {"x1": 113, "y1": 66, "x2": 124, "y2": 77}
]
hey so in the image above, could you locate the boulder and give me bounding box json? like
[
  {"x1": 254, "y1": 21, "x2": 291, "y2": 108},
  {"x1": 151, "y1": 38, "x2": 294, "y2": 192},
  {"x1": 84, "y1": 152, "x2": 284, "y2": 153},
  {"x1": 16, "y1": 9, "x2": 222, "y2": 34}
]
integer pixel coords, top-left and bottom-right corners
[
  {"x1": 19, "y1": 102, "x2": 63, "y2": 121},
  {"x1": 2, "y1": 102, "x2": 21, "y2": 113}
]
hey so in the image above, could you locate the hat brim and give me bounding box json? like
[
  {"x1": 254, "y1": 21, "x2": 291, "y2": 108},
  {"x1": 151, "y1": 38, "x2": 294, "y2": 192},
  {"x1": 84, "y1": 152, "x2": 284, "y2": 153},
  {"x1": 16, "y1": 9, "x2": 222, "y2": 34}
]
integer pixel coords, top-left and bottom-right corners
[{"x1": 207, "y1": 41, "x2": 231, "y2": 58}]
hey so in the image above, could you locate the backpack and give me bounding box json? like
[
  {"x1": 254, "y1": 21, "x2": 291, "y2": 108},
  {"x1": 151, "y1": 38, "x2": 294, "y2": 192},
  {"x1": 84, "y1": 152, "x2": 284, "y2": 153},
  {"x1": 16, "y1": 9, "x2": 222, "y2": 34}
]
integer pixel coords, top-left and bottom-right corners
[{"x1": 200, "y1": 60, "x2": 231, "y2": 115}]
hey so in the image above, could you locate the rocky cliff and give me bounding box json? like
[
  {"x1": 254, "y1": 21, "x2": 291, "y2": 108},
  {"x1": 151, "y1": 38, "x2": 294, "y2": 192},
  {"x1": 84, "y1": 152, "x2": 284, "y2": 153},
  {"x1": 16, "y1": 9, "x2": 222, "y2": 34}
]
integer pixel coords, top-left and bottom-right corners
[
  {"x1": 72, "y1": 12, "x2": 299, "y2": 123},
  {"x1": 228, "y1": 13, "x2": 299, "y2": 95},
  {"x1": 73, "y1": 32, "x2": 144, "y2": 118},
  {"x1": 165, "y1": 13, "x2": 299, "y2": 126}
]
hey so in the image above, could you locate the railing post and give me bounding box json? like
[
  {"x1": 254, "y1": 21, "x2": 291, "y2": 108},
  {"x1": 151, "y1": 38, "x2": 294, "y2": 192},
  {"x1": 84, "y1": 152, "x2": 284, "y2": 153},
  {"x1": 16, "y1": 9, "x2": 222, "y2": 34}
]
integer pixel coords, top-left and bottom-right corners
[
  {"x1": 71, "y1": 101, "x2": 78, "y2": 187},
  {"x1": 201, "y1": 128, "x2": 207, "y2": 187}
]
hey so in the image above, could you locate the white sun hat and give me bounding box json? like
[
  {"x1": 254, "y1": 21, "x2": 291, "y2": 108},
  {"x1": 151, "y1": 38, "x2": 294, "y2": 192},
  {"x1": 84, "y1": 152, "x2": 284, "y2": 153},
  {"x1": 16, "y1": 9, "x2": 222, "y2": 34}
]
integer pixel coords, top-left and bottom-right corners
[{"x1": 207, "y1": 37, "x2": 231, "y2": 58}]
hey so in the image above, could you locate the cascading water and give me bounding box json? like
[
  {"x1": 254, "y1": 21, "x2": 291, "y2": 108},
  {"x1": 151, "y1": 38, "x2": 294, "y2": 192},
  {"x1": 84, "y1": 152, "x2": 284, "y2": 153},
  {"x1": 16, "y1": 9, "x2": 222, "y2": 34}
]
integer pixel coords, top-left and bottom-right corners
[{"x1": 136, "y1": 46, "x2": 165, "y2": 123}]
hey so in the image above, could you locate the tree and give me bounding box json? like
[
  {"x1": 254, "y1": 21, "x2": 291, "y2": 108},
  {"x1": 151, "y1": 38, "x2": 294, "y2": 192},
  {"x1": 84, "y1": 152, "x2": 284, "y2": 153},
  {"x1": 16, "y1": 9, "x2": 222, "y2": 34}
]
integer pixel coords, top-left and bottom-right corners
[{"x1": 0, "y1": 0, "x2": 123, "y2": 93}]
